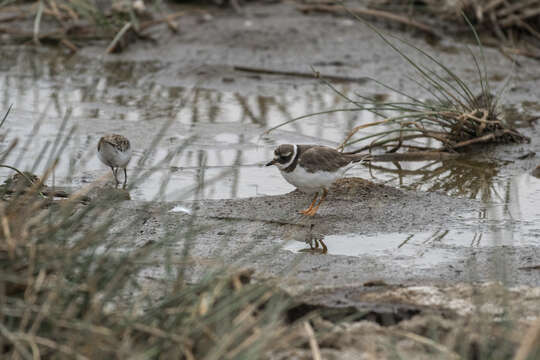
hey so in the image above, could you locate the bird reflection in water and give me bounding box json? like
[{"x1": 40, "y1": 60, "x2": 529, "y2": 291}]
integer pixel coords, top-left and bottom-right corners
[{"x1": 299, "y1": 224, "x2": 328, "y2": 254}]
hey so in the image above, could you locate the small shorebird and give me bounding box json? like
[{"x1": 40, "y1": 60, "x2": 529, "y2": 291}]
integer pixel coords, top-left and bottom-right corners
[
  {"x1": 97, "y1": 134, "x2": 132, "y2": 188},
  {"x1": 266, "y1": 144, "x2": 370, "y2": 216}
]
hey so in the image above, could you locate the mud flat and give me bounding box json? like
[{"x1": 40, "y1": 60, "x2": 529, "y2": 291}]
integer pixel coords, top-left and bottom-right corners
[
  {"x1": 96, "y1": 173, "x2": 540, "y2": 358},
  {"x1": 2, "y1": 1, "x2": 540, "y2": 357},
  {"x1": 104, "y1": 176, "x2": 540, "y2": 295}
]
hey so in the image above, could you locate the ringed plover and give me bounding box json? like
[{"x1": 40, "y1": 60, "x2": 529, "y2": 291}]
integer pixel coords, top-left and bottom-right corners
[{"x1": 266, "y1": 144, "x2": 370, "y2": 216}]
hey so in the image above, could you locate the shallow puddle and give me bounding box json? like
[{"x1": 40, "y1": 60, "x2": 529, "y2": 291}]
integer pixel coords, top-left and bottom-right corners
[
  {"x1": 0, "y1": 47, "x2": 379, "y2": 200},
  {"x1": 285, "y1": 171, "x2": 540, "y2": 260},
  {"x1": 284, "y1": 232, "x2": 464, "y2": 268},
  {"x1": 1, "y1": 47, "x2": 539, "y2": 259}
]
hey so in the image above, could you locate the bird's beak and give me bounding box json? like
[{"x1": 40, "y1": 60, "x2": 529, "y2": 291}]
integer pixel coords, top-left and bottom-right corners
[{"x1": 265, "y1": 159, "x2": 277, "y2": 166}]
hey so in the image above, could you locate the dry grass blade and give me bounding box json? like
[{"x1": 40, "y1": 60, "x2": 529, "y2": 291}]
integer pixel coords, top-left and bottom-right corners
[
  {"x1": 337, "y1": 118, "x2": 396, "y2": 151},
  {"x1": 401, "y1": 0, "x2": 540, "y2": 57},
  {"x1": 390, "y1": 329, "x2": 462, "y2": 360},
  {"x1": 32, "y1": 0, "x2": 44, "y2": 45},
  {"x1": 297, "y1": 4, "x2": 439, "y2": 37},
  {"x1": 0, "y1": 323, "x2": 34, "y2": 360},
  {"x1": 105, "y1": 22, "x2": 132, "y2": 54},
  {"x1": 60, "y1": 38, "x2": 78, "y2": 52},
  {"x1": 304, "y1": 321, "x2": 322, "y2": 360},
  {"x1": 513, "y1": 319, "x2": 540, "y2": 360},
  {"x1": 367, "y1": 151, "x2": 461, "y2": 161},
  {"x1": 139, "y1": 11, "x2": 187, "y2": 31},
  {"x1": 234, "y1": 65, "x2": 368, "y2": 83}
]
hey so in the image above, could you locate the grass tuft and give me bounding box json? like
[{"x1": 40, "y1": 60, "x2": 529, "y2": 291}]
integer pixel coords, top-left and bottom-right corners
[
  {"x1": 0, "y1": 173, "x2": 293, "y2": 359},
  {"x1": 266, "y1": 9, "x2": 530, "y2": 158},
  {"x1": 368, "y1": 0, "x2": 540, "y2": 56},
  {"x1": 0, "y1": 115, "x2": 296, "y2": 359},
  {"x1": 0, "y1": 1, "x2": 181, "y2": 52},
  {"x1": 338, "y1": 10, "x2": 529, "y2": 155}
]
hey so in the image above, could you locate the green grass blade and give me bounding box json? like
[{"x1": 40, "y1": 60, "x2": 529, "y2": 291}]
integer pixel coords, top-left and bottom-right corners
[
  {"x1": 342, "y1": 7, "x2": 466, "y2": 107},
  {"x1": 462, "y1": 12, "x2": 490, "y2": 97},
  {"x1": 0, "y1": 103, "x2": 12, "y2": 128},
  {"x1": 262, "y1": 108, "x2": 363, "y2": 135},
  {"x1": 354, "y1": 76, "x2": 430, "y2": 107},
  {"x1": 384, "y1": 31, "x2": 478, "y2": 106}
]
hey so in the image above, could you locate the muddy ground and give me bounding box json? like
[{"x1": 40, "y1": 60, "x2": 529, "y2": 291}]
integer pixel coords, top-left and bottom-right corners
[
  {"x1": 2, "y1": 0, "x2": 540, "y2": 358},
  {"x1": 92, "y1": 2, "x2": 540, "y2": 287}
]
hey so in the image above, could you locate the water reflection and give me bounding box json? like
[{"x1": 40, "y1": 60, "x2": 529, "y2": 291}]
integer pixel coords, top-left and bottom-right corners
[
  {"x1": 0, "y1": 47, "x2": 539, "y2": 247},
  {"x1": 368, "y1": 158, "x2": 501, "y2": 201},
  {"x1": 284, "y1": 231, "x2": 466, "y2": 268},
  {"x1": 0, "y1": 47, "x2": 373, "y2": 201},
  {"x1": 285, "y1": 214, "x2": 540, "y2": 262}
]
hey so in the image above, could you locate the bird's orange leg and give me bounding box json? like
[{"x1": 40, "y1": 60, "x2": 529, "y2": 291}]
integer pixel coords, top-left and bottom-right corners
[
  {"x1": 299, "y1": 193, "x2": 319, "y2": 215},
  {"x1": 304, "y1": 188, "x2": 328, "y2": 216}
]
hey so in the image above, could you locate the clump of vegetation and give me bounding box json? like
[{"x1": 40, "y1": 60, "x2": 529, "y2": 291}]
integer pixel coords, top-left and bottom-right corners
[
  {"x1": 263, "y1": 6, "x2": 531, "y2": 159},
  {"x1": 0, "y1": 0, "x2": 184, "y2": 53},
  {"x1": 423, "y1": 0, "x2": 540, "y2": 43},
  {"x1": 298, "y1": 1, "x2": 539, "y2": 59},
  {"x1": 336, "y1": 82, "x2": 529, "y2": 156},
  {"x1": 0, "y1": 101, "x2": 297, "y2": 358},
  {"x1": 268, "y1": 46, "x2": 529, "y2": 159},
  {"x1": 368, "y1": 0, "x2": 540, "y2": 57},
  {"x1": 0, "y1": 168, "x2": 296, "y2": 359},
  {"x1": 334, "y1": 11, "x2": 529, "y2": 156},
  {"x1": 267, "y1": 12, "x2": 530, "y2": 158}
]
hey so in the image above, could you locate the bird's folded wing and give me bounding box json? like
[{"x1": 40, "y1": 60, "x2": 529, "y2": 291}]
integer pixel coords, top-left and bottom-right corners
[{"x1": 298, "y1": 146, "x2": 352, "y2": 173}]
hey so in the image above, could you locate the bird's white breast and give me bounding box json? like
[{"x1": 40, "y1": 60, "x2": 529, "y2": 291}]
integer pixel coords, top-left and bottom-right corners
[
  {"x1": 98, "y1": 143, "x2": 132, "y2": 168},
  {"x1": 280, "y1": 166, "x2": 346, "y2": 193}
]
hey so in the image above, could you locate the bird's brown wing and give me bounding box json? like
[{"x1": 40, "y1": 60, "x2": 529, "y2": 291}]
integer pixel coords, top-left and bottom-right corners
[
  {"x1": 298, "y1": 146, "x2": 352, "y2": 173},
  {"x1": 98, "y1": 135, "x2": 130, "y2": 152}
]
